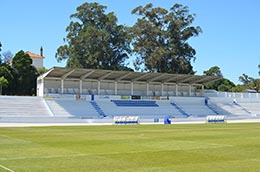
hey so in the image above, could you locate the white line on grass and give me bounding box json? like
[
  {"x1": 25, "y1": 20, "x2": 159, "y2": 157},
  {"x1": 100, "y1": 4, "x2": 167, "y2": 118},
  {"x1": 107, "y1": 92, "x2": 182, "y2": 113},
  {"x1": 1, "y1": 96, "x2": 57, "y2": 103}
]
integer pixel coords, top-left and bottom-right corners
[
  {"x1": 0, "y1": 135, "x2": 31, "y2": 144},
  {"x1": 0, "y1": 144, "x2": 233, "y2": 161},
  {"x1": 0, "y1": 164, "x2": 15, "y2": 172}
]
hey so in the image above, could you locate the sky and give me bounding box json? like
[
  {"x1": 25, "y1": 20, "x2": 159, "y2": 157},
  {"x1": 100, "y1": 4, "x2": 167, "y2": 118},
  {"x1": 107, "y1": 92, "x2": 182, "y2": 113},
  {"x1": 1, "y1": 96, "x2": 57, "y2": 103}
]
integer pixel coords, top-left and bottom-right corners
[{"x1": 1, "y1": 0, "x2": 260, "y2": 84}]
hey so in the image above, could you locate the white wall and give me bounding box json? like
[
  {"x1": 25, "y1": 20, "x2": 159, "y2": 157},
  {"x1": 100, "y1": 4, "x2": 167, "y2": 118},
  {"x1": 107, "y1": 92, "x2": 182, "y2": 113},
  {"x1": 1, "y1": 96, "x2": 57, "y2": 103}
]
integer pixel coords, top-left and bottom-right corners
[{"x1": 32, "y1": 58, "x2": 43, "y2": 68}]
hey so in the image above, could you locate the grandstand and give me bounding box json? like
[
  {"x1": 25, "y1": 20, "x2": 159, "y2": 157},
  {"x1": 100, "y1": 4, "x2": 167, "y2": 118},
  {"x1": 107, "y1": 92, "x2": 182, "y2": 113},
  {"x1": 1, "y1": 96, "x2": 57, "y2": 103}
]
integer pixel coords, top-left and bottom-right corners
[
  {"x1": 0, "y1": 96, "x2": 51, "y2": 116},
  {"x1": 36, "y1": 67, "x2": 221, "y2": 97},
  {"x1": 1, "y1": 67, "x2": 260, "y2": 125}
]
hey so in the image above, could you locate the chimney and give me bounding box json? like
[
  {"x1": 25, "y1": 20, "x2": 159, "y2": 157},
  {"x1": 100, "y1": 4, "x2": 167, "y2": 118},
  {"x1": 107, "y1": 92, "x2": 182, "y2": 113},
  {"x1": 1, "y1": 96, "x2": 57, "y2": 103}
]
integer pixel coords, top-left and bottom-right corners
[{"x1": 40, "y1": 46, "x2": 43, "y2": 57}]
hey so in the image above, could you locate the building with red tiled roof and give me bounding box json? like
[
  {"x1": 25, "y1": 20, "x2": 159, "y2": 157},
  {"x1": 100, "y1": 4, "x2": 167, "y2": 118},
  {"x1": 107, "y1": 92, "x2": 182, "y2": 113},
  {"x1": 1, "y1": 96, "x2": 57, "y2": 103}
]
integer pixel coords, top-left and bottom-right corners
[{"x1": 26, "y1": 47, "x2": 44, "y2": 68}]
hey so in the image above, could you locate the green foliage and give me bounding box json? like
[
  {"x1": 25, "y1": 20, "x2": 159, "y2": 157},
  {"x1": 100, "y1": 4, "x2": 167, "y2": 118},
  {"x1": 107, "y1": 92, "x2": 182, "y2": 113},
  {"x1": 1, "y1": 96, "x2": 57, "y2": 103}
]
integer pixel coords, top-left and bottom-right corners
[
  {"x1": 0, "y1": 76, "x2": 8, "y2": 89},
  {"x1": 11, "y1": 50, "x2": 39, "y2": 95},
  {"x1": 217, "y1": 78, "x2": 236, "y2": 91},
  {"x1": 2, "y1": 50, "x2": 13, "y2": 64},
  {"x1": 204, "y1": 66, "x2": 235, "y2": 91},
  {"x1": 203, "y1": 65, "x2": 260, "y2": 92},
  {"x1": 37, "y1": 67, "x2": 49, "y2": 75},
  {"x1": 231, "y1": 84, "x2": 247, "y2": 92},
  {"x1": 0, "y1": 64, "x2": 14, "y2": 94},
  {"x1": 56, "y1": 2, "x2": 132, "y2": 71},
  {"x1": 203, "y1": 66, "x2": 222, "y2": 77},
  {"x1": 239, "y1": 78, "x2": 260, "y2": 92},
  {"x1": 0, "y1": 43, "x2": 39, "y2": 95},
  {"x1": 252, "y1": 79, "x2": 260, "y2": 92},
  {"x1": 0, "y1": 43, "x2": 14, "y2": 94},
  {"x1": 131, "y1": 3, "x2": 202, "y2": 74},
  {"x1": 235, "y1": 73, "x2": 260, "y2": 92},
  {"x1": 258, "y1": 64, "x2": 260, "y2": 76},
  {"x1": 0, "y1": 41, "x2": 2, "y2": 64},
  {"x1": 239, "y1": 74, "x2": 254, "y2": 85},
  {"x1": 56, "y1": 2, "x2": 202, "y2": 73},
  {"x1": 205, "y1": 78, "x2": 235, "y2": 92},
  {"x1": 1, "y1": 123, "x2": 260, "y2": 172}
]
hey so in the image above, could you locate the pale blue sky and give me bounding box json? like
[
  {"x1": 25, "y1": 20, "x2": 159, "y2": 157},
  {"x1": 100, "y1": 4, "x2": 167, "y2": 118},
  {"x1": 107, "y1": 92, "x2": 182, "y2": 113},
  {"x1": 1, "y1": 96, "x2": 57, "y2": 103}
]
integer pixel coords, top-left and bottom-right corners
[{"x1": 1, "y1": 0, "x2": 260, "y2": 84}]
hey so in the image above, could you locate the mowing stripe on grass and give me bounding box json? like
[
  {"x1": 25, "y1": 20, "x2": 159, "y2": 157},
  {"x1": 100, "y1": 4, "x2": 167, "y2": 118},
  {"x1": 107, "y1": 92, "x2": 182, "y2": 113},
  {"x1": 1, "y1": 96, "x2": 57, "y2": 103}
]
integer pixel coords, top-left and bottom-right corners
[
  {"x1": 0, "y1": 135, "x2": 31, "y2": 144},
  {"x1": 0, "y1": 164, "x2": 15, "y2": 172},
  {"x1": 0, "y1": 143, "x2": 233, "y2": 161}
]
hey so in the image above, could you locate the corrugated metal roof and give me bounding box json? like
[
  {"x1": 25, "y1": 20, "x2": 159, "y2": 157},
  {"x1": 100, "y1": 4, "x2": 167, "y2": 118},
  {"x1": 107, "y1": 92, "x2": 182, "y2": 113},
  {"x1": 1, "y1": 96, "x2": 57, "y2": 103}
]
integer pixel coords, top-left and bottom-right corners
[{"x1": 40, "y1": 66, "x2": 222, "y2": 85}]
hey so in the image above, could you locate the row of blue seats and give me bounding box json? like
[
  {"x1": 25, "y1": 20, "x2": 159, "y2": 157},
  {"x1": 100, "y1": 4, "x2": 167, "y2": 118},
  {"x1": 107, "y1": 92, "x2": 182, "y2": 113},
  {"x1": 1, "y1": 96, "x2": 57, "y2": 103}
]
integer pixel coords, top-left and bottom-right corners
[{"x1": 111, "y1": 100, "x2": 159, "y2": 107}]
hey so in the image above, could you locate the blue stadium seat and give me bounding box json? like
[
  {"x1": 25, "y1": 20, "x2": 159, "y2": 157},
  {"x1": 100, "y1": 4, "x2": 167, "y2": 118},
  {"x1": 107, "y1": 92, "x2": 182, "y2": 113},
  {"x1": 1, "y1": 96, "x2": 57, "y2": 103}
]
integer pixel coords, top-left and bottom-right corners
[{"x1": 111, "y1": 100, "x2": 159, "y2": 107}]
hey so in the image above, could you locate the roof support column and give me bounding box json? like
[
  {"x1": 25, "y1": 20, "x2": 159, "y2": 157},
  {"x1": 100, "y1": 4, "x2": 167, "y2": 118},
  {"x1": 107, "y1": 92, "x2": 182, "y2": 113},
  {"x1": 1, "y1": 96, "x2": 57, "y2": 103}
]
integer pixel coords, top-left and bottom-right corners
[
  {"x1": 37, "y1": 78, "x2": 44, "y2": 96},
  {"x1": 114, "y1": 81, "x2": 117, "y2": 95},
  {"x1": 202, "y1": 85, "x2": 204, "y2": 96},
  {"x1": 175, "y1": 84, "x2": 178, "y2": 96},
  {"x1": 79, "y1": 80, "x2": 82, "y2": 94},
  {"x1": 146, "y1": 83, "x2": 149, "y2": 96},
  {"x1": 42, "y1": 78, "x2": 44, "y2": 96},
  {"x1": 131, "y1": 82, "x2": 134, "y2": 95},
  {"x1": 161, "y1": 83, "x2": 164, "y2": 96},
  {"x1": 189, "y1": 84, "x2": 192, "y2": 96},
  {"x1": 97, "y1": 81, "x2": 100, "y2": 95},
  {"x1": 61, "y1": 79, "x2": 64, "y2": 94}
]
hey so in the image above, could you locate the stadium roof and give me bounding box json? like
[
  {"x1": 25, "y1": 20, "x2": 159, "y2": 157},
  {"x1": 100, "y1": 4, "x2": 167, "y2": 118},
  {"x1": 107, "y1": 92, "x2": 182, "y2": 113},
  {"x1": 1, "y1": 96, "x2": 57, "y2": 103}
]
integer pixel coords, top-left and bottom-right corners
[{"x1": 40, "y1": 67, "x2": 222, "y2": 85}]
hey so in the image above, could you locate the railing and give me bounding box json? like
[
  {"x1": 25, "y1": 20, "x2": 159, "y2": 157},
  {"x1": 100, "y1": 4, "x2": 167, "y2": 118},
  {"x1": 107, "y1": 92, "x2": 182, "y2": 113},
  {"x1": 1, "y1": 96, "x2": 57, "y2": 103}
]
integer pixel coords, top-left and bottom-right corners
[
  {"x1": 90, "y1": 101, "x2": 106, "y2": 118},
  {"x1": 170, "y1": 103, "x2": 190, "y2": 117},
  {"x1": 205, "y1": 90, "x2": 260, "y2": 100}
]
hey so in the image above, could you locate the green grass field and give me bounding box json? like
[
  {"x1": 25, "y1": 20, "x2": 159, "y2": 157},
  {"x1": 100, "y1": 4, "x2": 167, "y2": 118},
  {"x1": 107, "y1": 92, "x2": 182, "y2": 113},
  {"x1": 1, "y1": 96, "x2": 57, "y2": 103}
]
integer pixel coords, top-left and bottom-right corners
[{"x1": 1, "y1": 123, "x2": 260, "y2": 172}]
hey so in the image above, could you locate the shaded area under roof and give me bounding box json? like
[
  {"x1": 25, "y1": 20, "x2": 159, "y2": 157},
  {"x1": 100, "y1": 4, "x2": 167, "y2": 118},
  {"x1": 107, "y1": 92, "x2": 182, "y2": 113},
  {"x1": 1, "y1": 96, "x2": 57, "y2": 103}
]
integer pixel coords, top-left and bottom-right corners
[{"x1": 41, "y1": 67, "x2": 222, "y2": 85}]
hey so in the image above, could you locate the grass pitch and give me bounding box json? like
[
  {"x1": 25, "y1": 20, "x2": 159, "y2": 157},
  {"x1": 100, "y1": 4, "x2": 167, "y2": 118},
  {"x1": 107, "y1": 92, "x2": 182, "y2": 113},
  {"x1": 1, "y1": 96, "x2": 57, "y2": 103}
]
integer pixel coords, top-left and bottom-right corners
[{"x1": 1, "y1": 123, "x2": 260, "y2": 172}]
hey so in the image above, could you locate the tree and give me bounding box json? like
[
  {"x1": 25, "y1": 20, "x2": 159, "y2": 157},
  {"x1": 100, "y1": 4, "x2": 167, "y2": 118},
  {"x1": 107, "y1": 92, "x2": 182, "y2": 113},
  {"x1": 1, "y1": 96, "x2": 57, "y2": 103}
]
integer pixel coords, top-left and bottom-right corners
[
  {"x1": 0, "y1": 76, "x2": 8, "y2": 93},
  {"x1": 0, "y1": 76, "x2": 8, "y2": 95},
  {"x1": 252, "y1": 79, "x2": 260, "y2": 92},
  {"x1": 239, "y1": 74, "x2": 254, "y2": 85},
  {"x1": 231, "y1": 84, "x2": 247, "y2": 92},
  {"x1": 2, "y1": 50, "x2": 13, "y2": 64},
  {"x1": 12, "y1": 50, "x2": 39, "y2": 95},
  {"x1": 37, "y1": 67, "x2": 48, "y2": 75},
  {"x1": 217, "y1": 79, "x2": 235, "y2": 92},
  {"x1": 0, "y1": 64, "x2": 14, "y2": 94},
  {"x1": 0, "y1": 42, "x2": 14, "y2": 94},
  {"x1": 56, "y1": 2, "x2": 132, "y2": 71},
  {"x1": 203, "y1": 66, "x2": 222, "y2": 77},
  {"x1": 203, "y1": 66, "x2": 235, "y2": 91},
  {"x1": 130, "y1": 3, "x2": 202, "y2": 74},
  {"x1": 258, "y1": 64, "x2": 260, "y2": 76},
  {"x1": 0, "y1": 41, "x2": 2, "y2": 64}
]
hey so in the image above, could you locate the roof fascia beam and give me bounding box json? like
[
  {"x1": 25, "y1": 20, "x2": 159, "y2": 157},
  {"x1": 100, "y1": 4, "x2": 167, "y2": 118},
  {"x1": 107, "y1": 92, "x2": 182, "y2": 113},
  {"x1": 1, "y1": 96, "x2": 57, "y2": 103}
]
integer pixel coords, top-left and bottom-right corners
[
  {"x1": 37, "y1": 67, "x2": 55, "y2": 80},
  {"x1": 178, "y1": 76, "x2": 195, "y2": 83},
  {"x1": 80, "y1": 70, "x2": 95, "y2": 80},
  {"x1": 116, "y1": 72, "x2": 132, "y2": 81},
  {"x1": 163, "y1": 75, "x2": 183, "y2": 83},
  {"x1": 148, "y1": 73, "x2": 165, "y2": 82},
  {"x1": 61, "y1": 69, "x2": 75, "y2": 79},
  {"x1": 132, "y1": 72, "x2": 151, "y2": 82},
  {"x1": 98, "y1": 71, "x2": 114, "y2": 80}
]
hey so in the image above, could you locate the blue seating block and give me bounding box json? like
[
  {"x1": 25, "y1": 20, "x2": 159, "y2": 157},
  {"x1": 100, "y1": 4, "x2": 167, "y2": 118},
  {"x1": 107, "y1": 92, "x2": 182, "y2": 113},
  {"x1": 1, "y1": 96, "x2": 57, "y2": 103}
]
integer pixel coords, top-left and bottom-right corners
[{"x1": 111, "y1": 100, "x2": 159, "y2": 107}]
